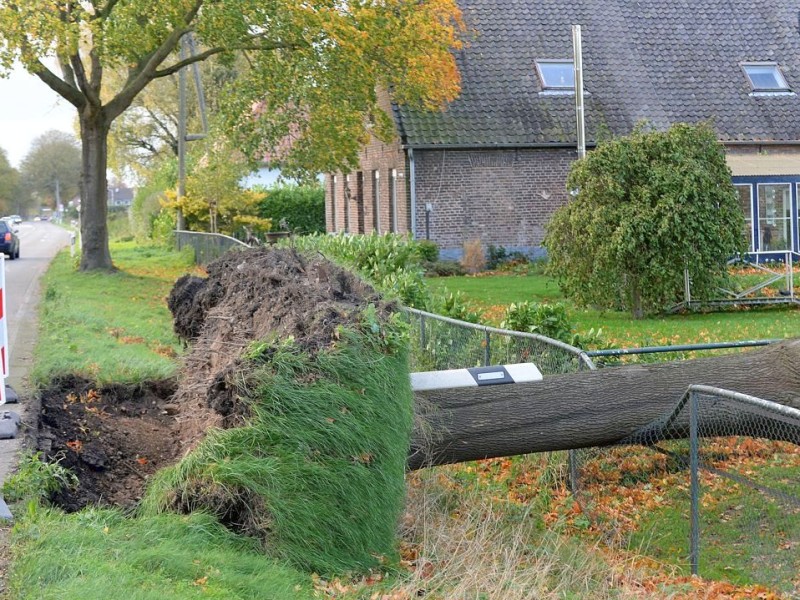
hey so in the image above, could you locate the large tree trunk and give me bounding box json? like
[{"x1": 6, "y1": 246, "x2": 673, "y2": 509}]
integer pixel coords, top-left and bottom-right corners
[
  {"x1": 78, "y1": 108, "x2": 114, "y2": 271},
  {"x1": 409, "y1": 339, "x2": 800, "y2": 470}
]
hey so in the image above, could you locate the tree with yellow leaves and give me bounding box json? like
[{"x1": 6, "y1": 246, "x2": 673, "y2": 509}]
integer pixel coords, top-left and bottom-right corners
[{"x1": 0, "y1": 0, "x2": 464, "y2": 270}]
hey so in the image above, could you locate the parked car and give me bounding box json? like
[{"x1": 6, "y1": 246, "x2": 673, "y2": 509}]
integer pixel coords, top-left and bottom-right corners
[
  {"x1": 8, "y1": 215, "x2": 21, "y2": 224},
  {"x1": 0, "y1": 220, "x2": 20, "y2": 260}
]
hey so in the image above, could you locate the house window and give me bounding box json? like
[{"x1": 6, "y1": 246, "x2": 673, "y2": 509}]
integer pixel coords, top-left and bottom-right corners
[
  {"x1": 757, "y1": 183, "x2": 791, "y2": 252},
  {"x1": 389, "y1": 169, "x2": 398, "y2": 233},
  {"x1": 330, "y1": 175, "x2": 337, "y2": 233},
  {"x1": 372, "y1": 170, "x2": 381, "y2": 233},
  {"x1": 734, "y1": 184, "x2": 754, "y2": 251},
  {"x1": 536, "y1": 60, "x2": 574, "y2": 89},
  {"x1": 742, "y1": 63, "x2": 789, "y2": 91}
]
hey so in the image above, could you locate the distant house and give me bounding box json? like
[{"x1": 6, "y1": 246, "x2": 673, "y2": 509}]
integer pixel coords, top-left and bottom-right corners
[
  {"x1": 108, "y1": 186, "x2": 134, "y2": 209},
  {"x1": 326, "y1": 0, "x2": 800, "y2": 259}
]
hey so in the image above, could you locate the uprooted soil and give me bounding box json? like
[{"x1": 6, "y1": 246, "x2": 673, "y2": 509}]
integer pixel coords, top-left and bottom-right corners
[{"x1": 35, "y1": 247, "x2": 388, "y2": 511}]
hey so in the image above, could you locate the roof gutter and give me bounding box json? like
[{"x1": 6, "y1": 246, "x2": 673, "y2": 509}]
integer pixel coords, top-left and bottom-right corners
[
  {"x1": 402, "y1": 140, "x2": 800, "y2": 151},
  {"x1": 724, "y1": 140, "x2": 800, "y2": 146},
  {"x1": 402, "y1": 142, "x2": 591, "y2": 151}
]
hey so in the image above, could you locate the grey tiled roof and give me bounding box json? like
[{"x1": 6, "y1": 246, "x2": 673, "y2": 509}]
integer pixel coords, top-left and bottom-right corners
[{"x1": 395, "y1": 0, "x2": 800, "y2": 147}]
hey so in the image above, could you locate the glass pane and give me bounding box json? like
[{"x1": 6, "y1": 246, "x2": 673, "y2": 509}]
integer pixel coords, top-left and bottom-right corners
[
  {"x1": 538, "y1": 62, "x2": 574, "y2": 88},
  {"x1": 735, "y1": 184, "x2": 753, "y2": 251},
  {"x1": 744, "y1": 65, "x2": 787, "y2": 90},
  {"x1": 757, "y1": 183, "x2": 791, "y2": 251}
]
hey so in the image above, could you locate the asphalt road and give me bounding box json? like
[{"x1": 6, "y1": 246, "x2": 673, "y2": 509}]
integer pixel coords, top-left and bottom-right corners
[{"x1": 0, "y1": 221, "x2": 71, "y2": 482}]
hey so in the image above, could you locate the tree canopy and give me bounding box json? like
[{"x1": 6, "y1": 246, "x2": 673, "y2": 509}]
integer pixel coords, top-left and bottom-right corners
[
  {"x1": 0, "y1": 0, "x2": 464, "y2": 270},
  {"x1": 0, "y1": 148, "x2": 20, "y2": 215},
  {"x1": 544, "y1": 122, "x2": 747, "y2": 318},
  {"x1": 19, "y1": 130, "x2": 81, "y2": 213}
]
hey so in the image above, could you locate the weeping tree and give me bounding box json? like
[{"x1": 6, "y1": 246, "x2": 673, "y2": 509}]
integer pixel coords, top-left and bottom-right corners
[
  {"x1": 0, "y1": 1, "x2": 464, "y2": 270},
  {"x1": 545, "y1": 122, "x2": 747, "y2": 318}
]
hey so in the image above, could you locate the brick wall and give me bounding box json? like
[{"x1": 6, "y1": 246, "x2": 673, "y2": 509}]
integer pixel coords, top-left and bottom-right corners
[
  {"x1": 414, "y1": 148, "x2": 577, "y2": 258},
  {"x1": 325, "y1": 92, "x2": 409, "y2": 235}
]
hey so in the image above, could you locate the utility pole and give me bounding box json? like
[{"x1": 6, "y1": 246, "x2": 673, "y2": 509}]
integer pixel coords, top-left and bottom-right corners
[
  {"x1": 572, "y1": 25, "x2": 586, "y2": 160},
  {"x1": 177, "y1": 33, "x2": 209, "y2": 232}
]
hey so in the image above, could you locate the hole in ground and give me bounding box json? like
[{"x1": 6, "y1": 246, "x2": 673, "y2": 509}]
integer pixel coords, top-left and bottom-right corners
[{"x1": 36, "y1": 375, "x2": 182, "y2": 512}]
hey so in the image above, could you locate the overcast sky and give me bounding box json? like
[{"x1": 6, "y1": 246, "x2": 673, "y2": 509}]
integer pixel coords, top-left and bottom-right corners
[{"x1": 0, "y1": 63, "x2": 77, "y2": 168}]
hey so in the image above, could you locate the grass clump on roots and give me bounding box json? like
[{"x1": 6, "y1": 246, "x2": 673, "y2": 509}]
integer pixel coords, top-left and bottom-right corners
[{"x1": 142, "y1": 324, "x2": 414, "y2": 574}]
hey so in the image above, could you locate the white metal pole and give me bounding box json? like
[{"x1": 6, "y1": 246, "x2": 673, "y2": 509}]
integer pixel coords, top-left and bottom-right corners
[{"x1": 572, "y1": 25, "x2": 586, "y2": 160}]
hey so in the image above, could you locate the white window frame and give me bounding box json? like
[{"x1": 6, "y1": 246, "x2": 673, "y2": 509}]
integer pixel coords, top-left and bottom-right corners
[
  {"x1": 741, "y1": 62, "x2": 790, "y2": 92},
  {"x1": 372, "y1": 170, "x2": 381, "y2": 234},
  {"x1": 757, "y1": 182, "x2": 792, "y2": 252},
  {"x1": 535, "y1": 60, "x2": 575, "y2": 90},
  {"x1": 390, "y1": 169, "x2": 398, "y2": 233}
]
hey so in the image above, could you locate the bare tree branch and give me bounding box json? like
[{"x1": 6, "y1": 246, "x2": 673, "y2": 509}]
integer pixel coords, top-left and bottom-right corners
[{"x1": 30, "y1": 58, "x2": 85, "y2": 109}]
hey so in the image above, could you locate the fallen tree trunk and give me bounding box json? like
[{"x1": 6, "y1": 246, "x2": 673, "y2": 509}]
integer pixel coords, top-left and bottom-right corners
[{"x1": 409, "y1": 339, "x2": 800, "y2": 470}]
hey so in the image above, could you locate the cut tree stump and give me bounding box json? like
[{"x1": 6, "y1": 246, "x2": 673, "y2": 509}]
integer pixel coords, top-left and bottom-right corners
[{"x1": 409, "y1": 339, "x2": 800, "y2": 469}]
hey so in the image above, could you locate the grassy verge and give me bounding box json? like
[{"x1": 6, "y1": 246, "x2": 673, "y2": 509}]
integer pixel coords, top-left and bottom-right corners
[
  {"x1": 31, "y1": 243, "x2": 197, "y2": 386},
  {"x1": 5, "y1": 508, "x2": 314, "y2": 599}
]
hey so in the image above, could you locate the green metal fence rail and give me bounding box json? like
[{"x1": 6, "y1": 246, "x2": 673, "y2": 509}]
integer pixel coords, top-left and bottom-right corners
[
  {"x1": 402, "y1": 307, "x2": 595, "y2": 375},
  {"x1": 175, "y1": 229, "x2": 249, "y2": 265}
]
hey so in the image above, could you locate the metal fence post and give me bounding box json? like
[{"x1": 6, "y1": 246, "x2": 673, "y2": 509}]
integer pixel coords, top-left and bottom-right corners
[
  {"x1": 684, "y1": 268, "x2": 691, "y2": 305},
  {"x1": 484, "y1": 329, "x2": 491, "y2": 366},
  {"x1": 689, "y1": 389, "x2": 700, "y2": 576}
]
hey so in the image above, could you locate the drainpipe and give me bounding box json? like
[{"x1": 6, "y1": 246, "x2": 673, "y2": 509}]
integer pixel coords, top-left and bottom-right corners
[{"x1": 409, "y1": 148, "x2": 417, "y2": 238}]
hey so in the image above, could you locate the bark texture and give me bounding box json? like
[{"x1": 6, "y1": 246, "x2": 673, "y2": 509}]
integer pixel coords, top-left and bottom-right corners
[
  {"x1": 409, "y1": 339, "x2": 800, "y2": 470},
  {"x1": 79, "y1": 110, "x2": 114, "y2": 271}
]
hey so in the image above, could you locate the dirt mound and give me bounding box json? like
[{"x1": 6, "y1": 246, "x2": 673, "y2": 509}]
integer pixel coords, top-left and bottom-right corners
[
  {"x1": 166, "y1": 247, "x2": 387, "y2": 452},
  {"x1": 35, "y1": 247, "x2": 388, "y2": 511}
]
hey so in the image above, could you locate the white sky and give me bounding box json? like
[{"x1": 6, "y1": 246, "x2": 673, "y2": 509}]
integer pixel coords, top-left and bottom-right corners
[{"x1": 0, "y1": 63, "x2": 77, "y2": 168}]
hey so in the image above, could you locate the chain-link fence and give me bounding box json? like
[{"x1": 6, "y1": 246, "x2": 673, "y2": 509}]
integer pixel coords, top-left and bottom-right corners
[
  {"x1": 176, "y1": 229, "x2": 248, "y2": 265},
  {"x1": 403, "y1": 307, "x2": 595, "y2": 376},
  {"x1": 571, "y1": 385, "x2": 800, "y2": 594}
]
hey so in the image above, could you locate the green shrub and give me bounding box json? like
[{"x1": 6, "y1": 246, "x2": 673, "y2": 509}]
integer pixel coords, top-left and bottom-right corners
[
  {"x1": 500, "y1": 301, "x2": 573, "y2": 342},
  {"x1": 417, "y1": 240, "x2": 439, "y2": 262},
  {"x1": 487, "y1": 244, "x2": 508, "y2": 270},
  {"x1": 257, "y1": 183, "x2": 325, "y2": 234},
  {"x1": 424, "y1": 260, "x2": 465, "y2": 277},
  {"x1": 431, "y1": 291, "x2": 481, "y2": 323},
  {"x1": 545, "y1": 122, "x2": 747, "y2": 318},
  {"x1": 289, "y1": 233, "x2": 431, "y2": 308},
  {"x1": 487, "y1": 244, "x2": 530, "y2": 271}
]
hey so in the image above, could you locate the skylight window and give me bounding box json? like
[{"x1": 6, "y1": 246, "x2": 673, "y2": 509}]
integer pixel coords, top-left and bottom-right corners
[
  {"x1": 742, "y1": 63, "x2": 789, "y2": 91},
  {"x1": 536, "y1": 60, "x2": 575, "y2": 89}
]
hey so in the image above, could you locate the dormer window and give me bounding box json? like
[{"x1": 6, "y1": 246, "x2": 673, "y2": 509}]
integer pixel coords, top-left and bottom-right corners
[
  {"x1": 536, "y1": 60, "x2": 574, "y2": 89},
  {"x1": 742, "y1": 63, "x2": 789, "y2": 92}
]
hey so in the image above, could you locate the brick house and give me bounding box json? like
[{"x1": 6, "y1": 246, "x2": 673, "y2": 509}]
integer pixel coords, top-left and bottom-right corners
[{"x1": 326, "y1": 0, "x2": 800, "y2": 260}]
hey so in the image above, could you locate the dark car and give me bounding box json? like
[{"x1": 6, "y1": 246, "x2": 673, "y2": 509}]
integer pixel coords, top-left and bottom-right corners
[{"x1": 0, "y1": 220, "x2": 20, "y2": 260}]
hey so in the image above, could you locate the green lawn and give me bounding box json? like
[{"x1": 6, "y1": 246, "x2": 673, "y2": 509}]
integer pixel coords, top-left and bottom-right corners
[
  {"x1": 32, "y1": 243, "x2": 198, "y2": 386},
  {"x1": 427, "y1": 273, "x2": 800, "y2": 347}
]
